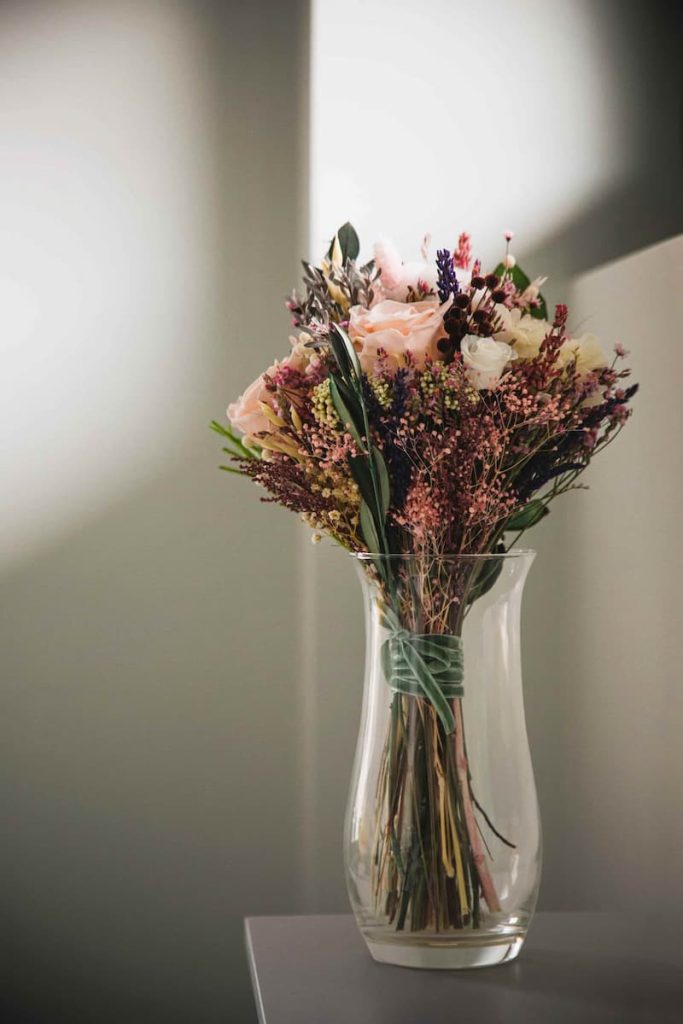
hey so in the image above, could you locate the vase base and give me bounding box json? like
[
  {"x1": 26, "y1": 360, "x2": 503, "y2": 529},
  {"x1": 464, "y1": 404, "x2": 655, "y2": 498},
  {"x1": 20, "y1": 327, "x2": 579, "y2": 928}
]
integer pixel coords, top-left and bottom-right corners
[{"x1": 363, "y1": 929, "x2": 525, "y2": 970}]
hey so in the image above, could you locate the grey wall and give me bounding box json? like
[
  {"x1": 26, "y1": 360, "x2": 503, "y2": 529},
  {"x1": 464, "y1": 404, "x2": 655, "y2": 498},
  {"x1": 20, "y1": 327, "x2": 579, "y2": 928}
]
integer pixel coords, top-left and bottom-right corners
[
  {"x1": 2, "y1": 2, "x2": 682, "y2": 1023},
  {"x1": 559, "y1": 237, "x2": 683, "y2": 910},
  {"x1": 1, "y1": 2, "x2": 309, "y2": 1022}
]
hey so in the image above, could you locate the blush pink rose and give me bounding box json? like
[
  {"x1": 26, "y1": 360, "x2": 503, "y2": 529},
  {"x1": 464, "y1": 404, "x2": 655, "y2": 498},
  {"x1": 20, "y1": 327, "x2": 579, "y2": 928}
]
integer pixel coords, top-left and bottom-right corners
[
  {"x1": 227, "y1": 340, "x2": 313, "y2": 437},
  {"x1": 348, "y1": 298, "x2": 451, "y2": 371},
  {"x1": 227, "y1": 362, "x2": 279, "y2": 437}
]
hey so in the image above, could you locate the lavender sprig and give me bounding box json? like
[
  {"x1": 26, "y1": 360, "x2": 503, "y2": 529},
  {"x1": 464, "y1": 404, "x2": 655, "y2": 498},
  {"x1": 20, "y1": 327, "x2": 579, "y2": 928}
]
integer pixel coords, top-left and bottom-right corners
[{"x1": 436, "y1": 248, "x2": 459, "y2": 303}]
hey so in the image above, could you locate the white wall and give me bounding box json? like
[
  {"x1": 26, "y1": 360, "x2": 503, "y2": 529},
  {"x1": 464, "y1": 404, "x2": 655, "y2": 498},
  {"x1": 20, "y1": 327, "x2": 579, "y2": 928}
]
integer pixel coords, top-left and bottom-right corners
[{"x1": 311, "y1": 0, "x2": 647, "y2": 267}]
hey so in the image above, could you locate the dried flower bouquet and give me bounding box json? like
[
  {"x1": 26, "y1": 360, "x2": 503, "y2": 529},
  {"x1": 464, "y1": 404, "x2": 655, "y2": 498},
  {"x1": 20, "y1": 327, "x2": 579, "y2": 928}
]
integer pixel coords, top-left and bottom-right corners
[{"x1": 215, "y1": 224, "x2": 636, "y2": 937}]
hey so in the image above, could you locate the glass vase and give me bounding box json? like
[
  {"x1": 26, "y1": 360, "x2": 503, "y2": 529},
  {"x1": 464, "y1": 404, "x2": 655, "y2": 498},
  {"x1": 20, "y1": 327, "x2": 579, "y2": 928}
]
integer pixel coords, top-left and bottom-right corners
[{"x1": 344, "y1": 551, "x2": 541, "y2": 969}]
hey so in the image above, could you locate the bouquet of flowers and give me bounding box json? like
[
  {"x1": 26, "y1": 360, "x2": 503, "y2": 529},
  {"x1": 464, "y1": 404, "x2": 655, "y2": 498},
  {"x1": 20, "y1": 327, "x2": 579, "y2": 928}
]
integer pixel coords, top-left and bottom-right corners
[{"x1": 214, "y1": 224, "x2": 636, "y2": 939}]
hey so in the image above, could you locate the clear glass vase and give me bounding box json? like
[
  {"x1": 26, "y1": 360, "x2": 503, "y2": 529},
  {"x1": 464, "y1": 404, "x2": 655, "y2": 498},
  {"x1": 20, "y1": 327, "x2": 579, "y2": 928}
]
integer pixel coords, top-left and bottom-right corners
[{"x1": 344, "y1": 551, "x2": 541, "y2": 969}]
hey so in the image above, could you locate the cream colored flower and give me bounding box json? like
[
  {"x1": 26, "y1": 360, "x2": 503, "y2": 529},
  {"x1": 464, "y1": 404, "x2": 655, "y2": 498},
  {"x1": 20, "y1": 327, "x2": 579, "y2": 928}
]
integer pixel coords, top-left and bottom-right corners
[
  {"x1": 461, "y1": 335, "x2": 516, "y2": 390},
  {"x1": 494, "y1": 306, "x2": 552, "y2": 359},
  {"x1": 288, "y1": 333, "x2": 318, "y2": 374},
  {"x1": 558, "y1": 333, "x2": 608, "y2": 374}
]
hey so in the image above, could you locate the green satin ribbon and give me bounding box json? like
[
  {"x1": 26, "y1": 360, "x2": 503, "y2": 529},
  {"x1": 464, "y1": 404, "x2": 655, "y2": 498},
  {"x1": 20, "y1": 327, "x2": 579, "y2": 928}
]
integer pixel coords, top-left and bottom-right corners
[{"x1": 381, "y1": 630, "x2": 464, "y2": 734}]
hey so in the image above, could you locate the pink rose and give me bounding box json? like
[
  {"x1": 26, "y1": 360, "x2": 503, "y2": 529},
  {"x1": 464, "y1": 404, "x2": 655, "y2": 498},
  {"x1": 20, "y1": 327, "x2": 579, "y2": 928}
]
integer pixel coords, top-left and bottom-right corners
[
  {"x1": 227, "y1": 362, "x2": 279, "y2": 437},
  {"x1": 348, "y1": 298, "x2": 451, "y2": 372},
  {"x1": 227, "y1": 338, "x2": 314, "y2": 437}
]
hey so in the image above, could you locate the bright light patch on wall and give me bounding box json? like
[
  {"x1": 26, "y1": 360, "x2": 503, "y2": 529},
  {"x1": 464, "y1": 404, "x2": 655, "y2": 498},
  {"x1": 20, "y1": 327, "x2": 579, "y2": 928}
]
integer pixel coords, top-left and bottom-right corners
[
  {"x1": 311, "y1": 0, "x2": 633, "y2": 263},
  {"x1": 0, "y1": 2, "x2": 213, "y2": 570}
]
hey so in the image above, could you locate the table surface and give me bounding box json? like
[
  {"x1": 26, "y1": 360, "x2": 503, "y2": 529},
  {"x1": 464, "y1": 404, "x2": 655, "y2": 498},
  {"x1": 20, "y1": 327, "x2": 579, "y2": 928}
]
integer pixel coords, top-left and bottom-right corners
[{"x1": 245, "y1": 912, "x2": 683, "y2": 1024}]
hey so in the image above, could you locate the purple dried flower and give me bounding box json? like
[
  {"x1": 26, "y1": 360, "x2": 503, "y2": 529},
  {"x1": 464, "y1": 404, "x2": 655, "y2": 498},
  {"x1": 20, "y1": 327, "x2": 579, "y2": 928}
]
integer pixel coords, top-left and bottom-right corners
[{"x1": 436, "y1": 249, "x2": 460, "y2": 303}]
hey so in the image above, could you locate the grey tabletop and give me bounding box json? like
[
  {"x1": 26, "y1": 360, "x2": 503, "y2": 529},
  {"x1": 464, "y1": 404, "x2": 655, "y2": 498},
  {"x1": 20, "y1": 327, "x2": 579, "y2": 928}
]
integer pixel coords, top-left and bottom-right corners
[{"x1": 244, "y1": 913, "x2": 683, "y2": 1024}]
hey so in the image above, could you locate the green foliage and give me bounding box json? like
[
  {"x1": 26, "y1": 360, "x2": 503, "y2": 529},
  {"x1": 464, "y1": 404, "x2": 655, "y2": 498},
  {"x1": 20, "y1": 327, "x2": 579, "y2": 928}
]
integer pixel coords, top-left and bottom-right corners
[
  {"x1": 382, "y1": 631, "x2": 461, "y2": 733},
  {"x1": 329, "y1": 376, "x2": 364, "y2": 447},
  {"x1": 465, "y1": 544, "x2": 507, "y2": 606},
  {"x1": 359, "y1": 501, "x2": 381, "y2": 556},
  {"x1": 210, "y1": 420, "x2": 257, "y2": 460},
  {"x1": 327, "y1": 221, "x2": 360, "y2": 263},
  {"x1": 325, "y1": 322, "x2": 395, "y2": 581},
  {"x1": 505, "y1": 499, "x2": 549, "y2": 532},
  {"x1": 493, "y1": 261, "x2": 548, "y2": 320}
]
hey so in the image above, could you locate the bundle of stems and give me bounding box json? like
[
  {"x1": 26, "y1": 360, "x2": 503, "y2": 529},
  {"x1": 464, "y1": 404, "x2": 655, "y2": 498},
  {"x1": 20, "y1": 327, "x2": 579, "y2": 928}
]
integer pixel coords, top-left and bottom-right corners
[
  {"x1": 369, "y1": 556, "x2": 514, "y2": 934},
  {"x1": 373, "y1": 692, "x2": 506, "y2": 932}
]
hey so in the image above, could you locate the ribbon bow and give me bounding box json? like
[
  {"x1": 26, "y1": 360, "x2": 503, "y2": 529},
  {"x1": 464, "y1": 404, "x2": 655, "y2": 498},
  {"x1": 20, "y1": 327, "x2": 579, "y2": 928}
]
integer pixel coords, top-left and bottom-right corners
[{"x1": 381, "y1": 630, "x2": 464, "y2": 733}]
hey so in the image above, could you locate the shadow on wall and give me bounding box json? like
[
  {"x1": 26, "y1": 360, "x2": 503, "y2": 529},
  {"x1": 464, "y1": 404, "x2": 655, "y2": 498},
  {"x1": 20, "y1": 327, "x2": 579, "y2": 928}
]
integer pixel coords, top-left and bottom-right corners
[
  {"x1": 525, "y1": 0, "x2": 683, "y2": 289},
  {"x1": 525, "y1": 173, "x2": 683, "y2": 296},
  {"x1": 1, "y1": 1, "x2": 310, "y2": 1022},
  {"x1": 1, "y1": 462, "x2": 308, "y2": 1024}
]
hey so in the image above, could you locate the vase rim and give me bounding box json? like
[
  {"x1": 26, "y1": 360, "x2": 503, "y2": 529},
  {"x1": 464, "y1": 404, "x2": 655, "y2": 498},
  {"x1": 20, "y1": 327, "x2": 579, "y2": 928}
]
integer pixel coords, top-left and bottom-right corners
[{"x1": 353, "y1": 548, "x2": 536, "y2": 562}]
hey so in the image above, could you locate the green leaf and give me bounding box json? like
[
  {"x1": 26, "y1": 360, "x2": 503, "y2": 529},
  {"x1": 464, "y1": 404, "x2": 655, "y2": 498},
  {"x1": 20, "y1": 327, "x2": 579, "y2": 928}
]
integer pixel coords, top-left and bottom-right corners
[
  {"x1": 371, "y1": 446, "x2": 390, "y2": 516},
  {"x1": 350, "y1": 449, "x2": 390, "y2": 535},
  {"x1": 210, "y1": 419, "x2": 231, "y2": 436},
  {"x1": 329, "y1": 375, "x2": 364, "y2": 446},
  {"x1": 328, "y1": 330, "x2": 354, "y2": 383},
  {"x1": 493, "y1": 261, "x2": 531, "y2": 293},
  {"x1": 395, "y1": 637, "x2": 455, "y2": 733},
  {"x1": 327, "y1": 221, "x2": 360, "y2": 263},
  {"x1": 330, "y1": 322, "x2": 362, "y2": 381},
  {"x1": 210, "y1": 420, "x2": 255, "y2": 459},
  {"x1": 465, "y1": 550, "x2": 505, "y2": 606},
  {"x1": 505, "y1": 499, "x2": 549, "y2": 532},
  {"x1": 493, "y1": 262, "x2": 548, "y2": 321},
  {"x1": 529, "y1": 294, "x2": 548, "y2": 320},
  {"x1": 359, "y1": 501, "x2": 381, "y2": 554},
  {"x1": 348, "y1": 455, "x2": 375, "y2": 510}
]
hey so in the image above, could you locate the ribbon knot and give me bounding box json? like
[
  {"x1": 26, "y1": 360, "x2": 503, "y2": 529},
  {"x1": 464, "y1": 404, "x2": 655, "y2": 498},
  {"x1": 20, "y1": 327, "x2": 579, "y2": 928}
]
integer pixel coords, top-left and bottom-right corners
[{"x1": 381, "y1": 631, "x2": 464, "y2": 734}]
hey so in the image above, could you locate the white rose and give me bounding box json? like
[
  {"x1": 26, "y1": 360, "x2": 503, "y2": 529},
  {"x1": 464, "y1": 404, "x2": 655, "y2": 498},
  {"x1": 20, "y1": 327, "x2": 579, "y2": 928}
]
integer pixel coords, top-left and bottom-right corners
[
  {"x1": 558, "y1": 333, "x2": 608, "y2": 374},
  {"x1": 461, "y1": 335, "x2": 516, "y2": 390},
  {"x1": 494, "y1": 306, "x2": 552, "y2": 359}
]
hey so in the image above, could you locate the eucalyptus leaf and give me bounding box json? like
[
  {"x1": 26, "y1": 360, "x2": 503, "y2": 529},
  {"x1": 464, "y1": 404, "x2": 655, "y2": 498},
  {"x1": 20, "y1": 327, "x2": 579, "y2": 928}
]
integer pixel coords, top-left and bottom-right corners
[
  {"x1": 328, "y1": 329, "x2": 354, "y2": 383},
  {"x1": 331, "y1": 322, "x2": 362, "y2": 381},
  {"x1": 329, "y1": 375, "x2": 364, "y2": 446},
  {"x1": 465, "y1": 551, "x2": 505, "y2": 607},
  {"x1": 371, "y1": 446, "x2": 391, "y2": 516},
  {"x1": 359, "y1": 501, "x2": 381, "y2": 554},
  {"x1": 327, "y1": 221, "x2": 360, "y2": 263},
  {"x1": 505, "y1": 499, "x2": 549, "y2": 532},
  {"x1": 349, "y1": 455, "x2": 376, "y2": 511}
]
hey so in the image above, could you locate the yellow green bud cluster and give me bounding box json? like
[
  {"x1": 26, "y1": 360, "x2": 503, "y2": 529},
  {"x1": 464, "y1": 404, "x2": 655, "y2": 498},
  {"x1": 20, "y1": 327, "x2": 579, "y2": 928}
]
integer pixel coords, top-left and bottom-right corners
[
  {"x1": 367, "y1": 375, "x2": 392, "y2": 409},
  {"x1": 418, "y1": 366, "x2": 461, "y2": 411},
  {"x1": 311, "y1": 379, "x2": 339, "y2": 427}
]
